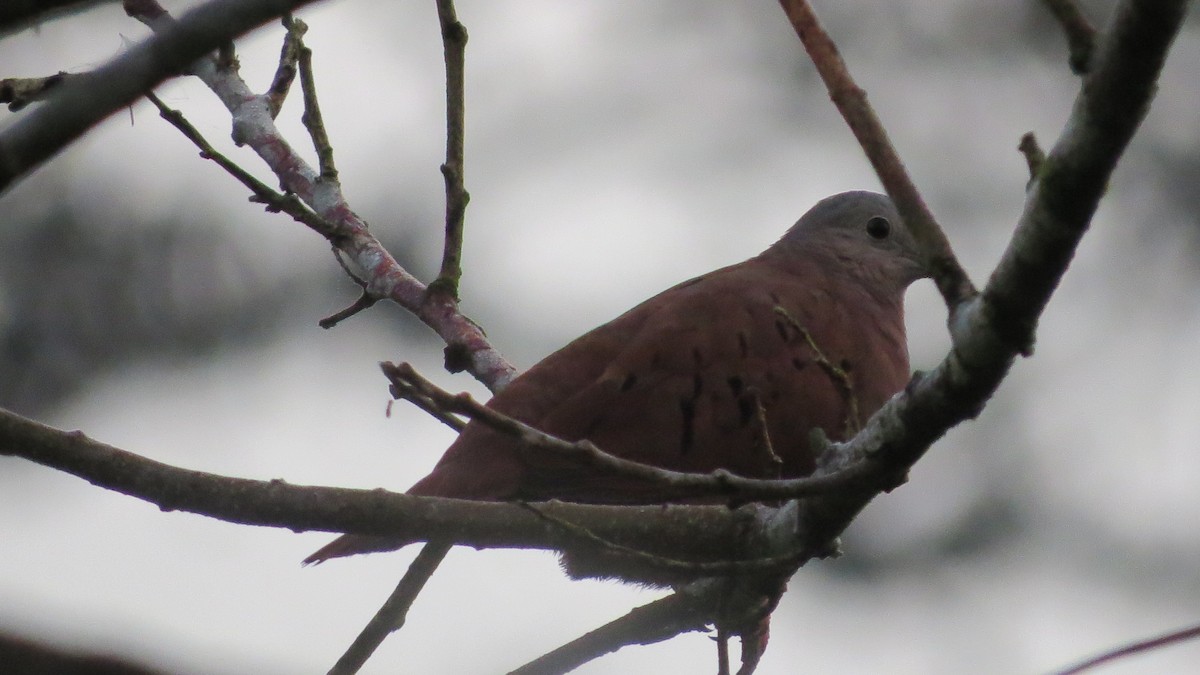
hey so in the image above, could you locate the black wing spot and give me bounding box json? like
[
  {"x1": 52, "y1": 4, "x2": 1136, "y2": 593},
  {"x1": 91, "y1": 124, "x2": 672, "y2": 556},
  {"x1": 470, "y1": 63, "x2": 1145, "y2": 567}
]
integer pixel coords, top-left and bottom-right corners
[
  {"x1": 692, "y1": 372, "x2": 704, "y2": 397},
  {"x1": 619, "y1": 373, "x2": 638, "y2": 392},
  {"x1": 584, "y1": 416, "x2": 606, "y2": 437},
  {"x1": 737, "y1": 331, "x2": 750, "y2": 358},
  {"x1": 774, "y1": 319, "x2": 791, "y2": 342},
  {"x1": 736, "y1": 392, "x2": 756, "y2": 427},
  {"x1": 840, "y1": 358, "x2": 853, "y2": 372},
  {"x1": 791, "y1": 357, "x2": 807, "y2": 371},
  {"x1": 692, "y1": 346, "x2": 704, "y2": 367},
  {"x1": 679, "y1": 397, "x2": 696, "y2": 454},
  {"x1": 726, "y1": 376, "x2": 744, "y2": 397}
]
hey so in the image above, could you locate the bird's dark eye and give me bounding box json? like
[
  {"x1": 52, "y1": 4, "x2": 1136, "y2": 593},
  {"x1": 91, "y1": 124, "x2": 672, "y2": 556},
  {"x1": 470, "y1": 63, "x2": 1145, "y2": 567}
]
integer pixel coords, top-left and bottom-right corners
[{"x1": 866, "y1": 216, "x2": 891, "y2": 240}]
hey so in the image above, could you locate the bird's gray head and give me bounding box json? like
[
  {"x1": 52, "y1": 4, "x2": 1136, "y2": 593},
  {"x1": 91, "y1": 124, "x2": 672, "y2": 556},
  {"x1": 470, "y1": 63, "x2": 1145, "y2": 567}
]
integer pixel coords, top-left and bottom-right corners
[{"x1": 767, "y1": 190, "x2": 928, "y2": 290}]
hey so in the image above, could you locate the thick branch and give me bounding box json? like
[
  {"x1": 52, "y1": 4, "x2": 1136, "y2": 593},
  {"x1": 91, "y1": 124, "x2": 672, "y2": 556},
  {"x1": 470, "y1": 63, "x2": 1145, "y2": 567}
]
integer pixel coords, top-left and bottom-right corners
[
  {"x1": 791, "y1": 0, "x2": 1190, "y2": 550},
  {"x1": 0, "y1": 0, "x2": 319, "y2": 192},
  {"x1": 0, "y1": 407, "x2": 805, "y2": 570}
]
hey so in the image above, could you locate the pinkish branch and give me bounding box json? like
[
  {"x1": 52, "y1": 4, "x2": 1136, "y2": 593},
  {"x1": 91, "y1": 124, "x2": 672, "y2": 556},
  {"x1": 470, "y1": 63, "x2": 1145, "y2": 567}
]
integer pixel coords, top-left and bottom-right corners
[
  {"x1": 776, "y1": 0, "x2": 977, "y2": 312},
  {"x1": 125, "y1": 0, "x2": 516, "y2": 391}
]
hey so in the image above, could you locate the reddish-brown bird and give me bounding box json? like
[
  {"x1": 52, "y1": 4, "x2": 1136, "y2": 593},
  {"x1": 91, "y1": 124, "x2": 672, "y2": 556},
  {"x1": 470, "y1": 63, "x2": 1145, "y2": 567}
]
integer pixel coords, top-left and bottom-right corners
[{"x1": 306, "y1": 190, "x2": 926, "y2": 566}]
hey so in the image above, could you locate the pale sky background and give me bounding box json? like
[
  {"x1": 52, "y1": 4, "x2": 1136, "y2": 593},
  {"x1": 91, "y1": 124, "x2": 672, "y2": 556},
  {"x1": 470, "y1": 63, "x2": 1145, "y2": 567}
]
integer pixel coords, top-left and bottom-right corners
[{"x1": 2, "y1": 1, "x2": 1200, "y2": 673}]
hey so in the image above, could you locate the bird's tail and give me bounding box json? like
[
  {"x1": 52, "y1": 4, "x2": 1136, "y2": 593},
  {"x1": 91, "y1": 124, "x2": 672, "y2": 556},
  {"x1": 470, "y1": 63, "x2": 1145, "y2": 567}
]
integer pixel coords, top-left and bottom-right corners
[{"x1": 302, "y1": 533, "x2": 410, "y2": 565}]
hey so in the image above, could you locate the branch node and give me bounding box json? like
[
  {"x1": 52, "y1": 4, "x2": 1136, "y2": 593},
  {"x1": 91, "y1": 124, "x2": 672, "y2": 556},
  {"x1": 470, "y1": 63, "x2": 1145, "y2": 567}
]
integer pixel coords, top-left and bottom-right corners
[
  {"x1": 1018, "y1": 132, "x2": 1046, "y2": 189},
  {"x1": 1041, "y1": 0, "x2": 1098, "y2": 75},
  {"x1": 319, "y1": 292, "x2": 378, "y2": 329}
]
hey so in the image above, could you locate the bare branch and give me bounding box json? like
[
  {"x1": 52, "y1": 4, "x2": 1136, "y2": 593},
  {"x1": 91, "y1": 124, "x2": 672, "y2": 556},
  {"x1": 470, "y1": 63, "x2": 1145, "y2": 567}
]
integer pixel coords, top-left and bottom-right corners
[
  {"x1": 144, "y1": 91, "x2": 339, "y2": 234},
  {"x1": 775, "y1": 0, "x2": 977, "y2": 312},
  {"x1": 1054, "y1": 621, "x2": 1200, "y2": 675},
  {"x1": 382, "y1": 361, "x2": 886, "y2": 503},
  {"x1": 790, "y1": 0, "x2": 1192, "y2": 550},
  {"x1": 431, "y1": 0, "x2": 470, "y2": 300},
  {"x1": 0, "y1": 406, "x2": 806, "y2": 566},
  {"x1": 0, "y1": 0, "x2": 321, "y2": 192},
  {"x1": 318, "y1": 291, "x2": 378, "y2": 329},
  {"x1": 265, "y1": 15, "x2": 304, "y2": 117},
  {"x1": 293, "y1": 16, "x2": 338, "y2": 181},
  {"x1": 510, "y1": 590, "x2": 715, "y2": 675},
  {"x1": 119, "y1": 1, "x2": 516, "y2": 389},
  {"x1": 328, "y1": 541, "x2": 453, "y2": 675}
]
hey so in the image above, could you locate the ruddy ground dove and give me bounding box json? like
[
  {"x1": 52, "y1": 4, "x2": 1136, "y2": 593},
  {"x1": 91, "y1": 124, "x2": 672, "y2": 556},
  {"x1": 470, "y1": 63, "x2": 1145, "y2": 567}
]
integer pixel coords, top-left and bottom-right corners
[{"x1": 306, "y1": 190, "x2": 927, "y2": 565}]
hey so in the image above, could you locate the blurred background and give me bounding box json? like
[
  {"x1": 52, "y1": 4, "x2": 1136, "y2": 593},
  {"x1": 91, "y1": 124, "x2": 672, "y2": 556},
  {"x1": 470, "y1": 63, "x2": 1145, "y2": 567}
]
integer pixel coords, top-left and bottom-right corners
[{"x1": 2, "y1": 1, "x2": 1199, "y2": 673}]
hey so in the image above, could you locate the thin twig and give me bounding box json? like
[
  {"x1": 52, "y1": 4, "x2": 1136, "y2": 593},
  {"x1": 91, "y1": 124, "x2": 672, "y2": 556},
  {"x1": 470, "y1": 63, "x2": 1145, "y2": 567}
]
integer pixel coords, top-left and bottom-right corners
[
  {"x1": 1041, "y1": 0, "x2": 1098, "y2": 75},
  {"x1": 381, "y1": 361, "x2": 883, "y2": 503},
  {"x1": 294, "y1": 17, "x2": 337, "y2": 181},
  {"x1": 124, "y1": 0, "x2": 517, "y2": 391},
  {"x1": 387, "y1": 376, "x2": 467, "y2": 432},
  {"x1": 430, "y1": 0, "x2": 470, "y2": 300},
  {"x1": 745, "y1": 390, "x2": 782, "y2": 478},
  {"x1": 1054, "y1": 621, "x2": 1200, "y2": 675},
  {"x1": 775, "y1": 0, "x2": 976, "y2": 312},
  {"x1": 317, "y1": 250, "x2": 379, "y2": 328},
  {"x1": 773, "y1": 306, "x2": 860, "y2": 436},
  {"x1": 0, "y1": 405, "x2": 784, "y2": 559},
  {"x1": 145, "y1": 91, "x2": 341, "y2": 237},
  {"x1": 328, "y1": 541, "x2": 453, "y2": 675},
  {"x1": 318, "y1": 292, "x2": 378, "y2": 329},
  {"x1": 509, "y1": 591, "x2": 714, "y2": 675},
  {"x1": 1018, "y1": 132, "x2": 1045, "y2": 189},
  {"x1": 266, "y1": 14, "x2": 305, "y2": 117}
]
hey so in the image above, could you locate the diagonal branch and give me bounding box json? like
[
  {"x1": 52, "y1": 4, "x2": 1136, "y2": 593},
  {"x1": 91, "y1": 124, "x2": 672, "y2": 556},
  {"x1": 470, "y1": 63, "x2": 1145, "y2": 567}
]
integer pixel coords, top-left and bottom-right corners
[
  {"x1": 776, "y1": 0, "x2": 977, "y2": 311},
  {"x1": 0, "y1": 0, "x2": 321, "y2": 193},
  {"x1": 1053, "y1": 620, "x2": 1200, "y2": 675},
  {"x1": 328, "y1": 540, "x2": 453, "y2": 675},
  {"x1": 383, "y1": 361, "x2": 884, "y2": 502},
  {"x1": 1041, "y1": 0, "x2": 1098, "y2": 74},
  {"x1": 509, "y1": 590, "x2": 716, "y2": 675},
  {"x1": 790, "y1": 0, "x2": 1191, "y2": 547},
  {"x1": 121, "y1": 0, "x2": 516, "y2": 390}
]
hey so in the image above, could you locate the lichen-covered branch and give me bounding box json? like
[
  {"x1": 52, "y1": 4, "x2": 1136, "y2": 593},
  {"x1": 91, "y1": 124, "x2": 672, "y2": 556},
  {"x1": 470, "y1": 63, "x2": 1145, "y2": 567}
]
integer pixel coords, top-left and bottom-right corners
[
  {"x1": 795, "y1": 0, "x2": 1190, "y2": 551},
  {"x1": 120, "y1": 0, "x2": 515, "y2": 390},
  {"x1": 0, "y1": 0, "x2": 320, "y2": 192},
  {"x1": 0, "y1": 406, "x2": 806, "y2": 570}
]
